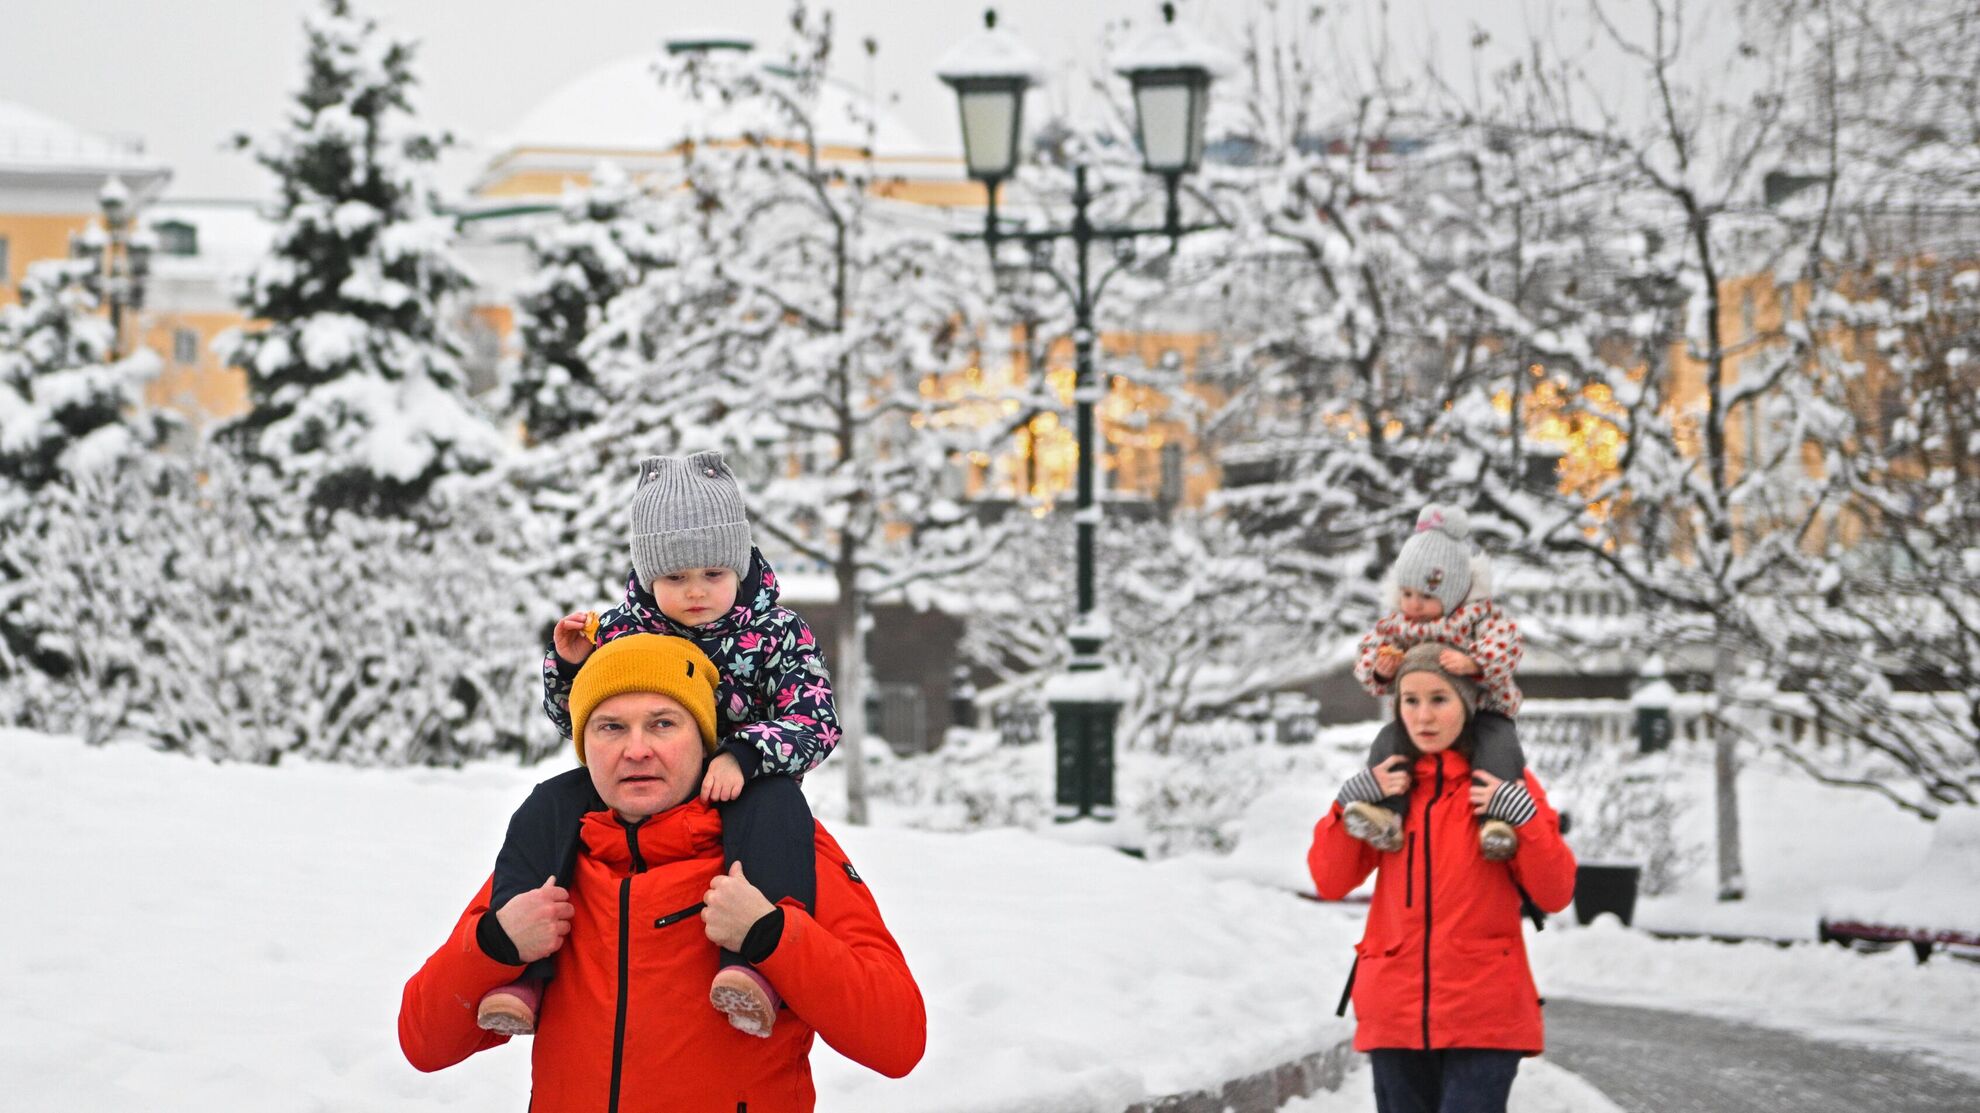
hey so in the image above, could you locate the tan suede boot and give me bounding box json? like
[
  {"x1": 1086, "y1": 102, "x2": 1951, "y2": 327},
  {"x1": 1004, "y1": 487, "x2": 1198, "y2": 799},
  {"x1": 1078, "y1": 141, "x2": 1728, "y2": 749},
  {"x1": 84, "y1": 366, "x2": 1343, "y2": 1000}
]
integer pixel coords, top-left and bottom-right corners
[
  {"x1": 476, "y1": 978, "x2": 542, "y2": 1035},
  {"x1": 1480, "y1": 818, "x2": 1518, "y2": 862},
  {"x1": 1343, "y1": 801, "x2": 1405, "y2": 852},
  {"x1": 709, "y1": 966, "x2": 779, "y2": 1039}
]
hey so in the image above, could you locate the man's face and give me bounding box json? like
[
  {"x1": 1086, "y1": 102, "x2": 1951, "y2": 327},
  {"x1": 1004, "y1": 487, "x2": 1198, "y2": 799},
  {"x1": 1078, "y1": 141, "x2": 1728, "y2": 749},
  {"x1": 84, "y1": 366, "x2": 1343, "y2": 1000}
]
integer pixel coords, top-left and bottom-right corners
[
  {"x1": 650, "y1": 567, "x2": 740, "y2": 629},
  {"x1": 584, "y1": 691, "x2": 707, "y2": 821}
]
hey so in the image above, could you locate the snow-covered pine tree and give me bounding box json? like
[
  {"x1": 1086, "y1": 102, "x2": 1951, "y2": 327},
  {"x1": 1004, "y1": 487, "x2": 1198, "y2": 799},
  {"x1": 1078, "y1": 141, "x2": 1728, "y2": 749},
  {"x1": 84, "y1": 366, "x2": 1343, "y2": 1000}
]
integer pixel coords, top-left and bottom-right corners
[
  {"x1": 0, "y1": 257, "x2": 162, "y2": 493},
  {"x1": 502, "y1": 163, "x2": 693, "y2": 610},
  {"x1": 510, "y1": 162, "x2": 677, "y2": 446},
  {"x1": 218, "y1": 0, "x2": 501, "y2": 517},
  {"x1": 580, "y1": 7, "x2": 1010, "y2": 821}
]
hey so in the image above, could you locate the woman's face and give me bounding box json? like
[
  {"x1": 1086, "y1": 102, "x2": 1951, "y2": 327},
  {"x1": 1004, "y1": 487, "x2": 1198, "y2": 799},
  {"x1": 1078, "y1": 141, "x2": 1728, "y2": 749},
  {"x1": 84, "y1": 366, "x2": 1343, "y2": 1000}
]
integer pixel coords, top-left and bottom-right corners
[{"x1": 1398, "y1": 671, "x2": 1468, "y2": 753}]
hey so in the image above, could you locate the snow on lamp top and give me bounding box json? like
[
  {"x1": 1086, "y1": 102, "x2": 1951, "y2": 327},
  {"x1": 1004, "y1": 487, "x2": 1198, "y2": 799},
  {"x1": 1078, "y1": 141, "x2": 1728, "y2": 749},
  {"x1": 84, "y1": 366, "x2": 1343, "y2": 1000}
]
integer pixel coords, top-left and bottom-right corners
[
  {"x1": 1111, "y1": 4, "x2": 1237, "y2": 79},
  {"x1": 934, "y1": 10, "x2": 1047, "y2": 85}
]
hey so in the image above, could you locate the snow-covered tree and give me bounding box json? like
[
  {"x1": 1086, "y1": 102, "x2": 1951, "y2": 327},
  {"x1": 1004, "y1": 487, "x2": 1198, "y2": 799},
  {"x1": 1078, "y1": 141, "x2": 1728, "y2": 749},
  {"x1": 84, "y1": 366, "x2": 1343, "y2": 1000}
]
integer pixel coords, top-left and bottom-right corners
[
  {"x1": 564, "y1": 8, "x2": 1012, "y2": 821},
  {"x1": 1775, "y1": 0, "x2": 1980, "y2": 216},
  {"x1": 966, "y1": 511, "x2": 1331, "y2": 748},
  {"x1": 0, "y1": 257, "x2": 161, "y2": 493},
  {"x1": 1722, "y1": 0, "x2": 1980, "y2": 815},
  {"x1": 1435, "y1": 0, "x2": 1871, "y2": 898},
  {"x1": 1165, "y1": 6, "x2": 1598, "y2": 684},
  {"x1": 218, "y1": 0, "x2": 501, "y2": 516},
  {"x1": 1755, "y1": 253, "x2": 1980, "y2": 815},
  {"x1": 509, "y1": 162, "x2": 677, "y2": 446}
]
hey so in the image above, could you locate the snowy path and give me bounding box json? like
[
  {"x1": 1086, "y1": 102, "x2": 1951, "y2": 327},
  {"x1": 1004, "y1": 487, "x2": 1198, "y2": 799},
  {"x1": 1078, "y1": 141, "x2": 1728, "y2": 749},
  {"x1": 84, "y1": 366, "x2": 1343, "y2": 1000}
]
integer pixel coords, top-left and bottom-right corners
[{"x1": 1543, "y1": 999, "x2": 1980, "y2": 1112}]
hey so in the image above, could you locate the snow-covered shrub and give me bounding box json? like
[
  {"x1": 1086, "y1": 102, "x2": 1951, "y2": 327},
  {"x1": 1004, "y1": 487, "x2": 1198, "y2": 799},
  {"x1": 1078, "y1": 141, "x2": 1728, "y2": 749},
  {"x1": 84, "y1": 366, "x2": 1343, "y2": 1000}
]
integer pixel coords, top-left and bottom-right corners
[
  {"x1": 1129, "y1": 725, "x2": 1282, "y2": 856},
  {"x1": 1538, "y1": 742, "x2": 1700, "y2": 896},
  {"x1": 844, "y1": 713, "x2": 1352, "y2": 858},
  {"x1": 854, "y1": 729, "x2": 1051, "y2": 831},
  {"x1": 0, "y1": 452, "x2": 552, "y2": 765}
]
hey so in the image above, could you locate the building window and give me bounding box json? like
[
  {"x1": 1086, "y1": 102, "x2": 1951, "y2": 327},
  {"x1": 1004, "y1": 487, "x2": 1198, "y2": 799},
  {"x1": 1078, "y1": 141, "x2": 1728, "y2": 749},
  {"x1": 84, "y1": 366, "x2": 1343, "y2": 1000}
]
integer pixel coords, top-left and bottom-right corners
[
  {"x1": 1158, "y1": 442, "x2": 1185, "y2": 509},
  {"x1": 154, "y1": 220, "x2": 198, "y2": 257},
  {"x1": 173, "y1": 327, "x2": 200, "y2": 365},
  {"x1": 0, "y1": 234, "x2": 10, "y2": 284}
]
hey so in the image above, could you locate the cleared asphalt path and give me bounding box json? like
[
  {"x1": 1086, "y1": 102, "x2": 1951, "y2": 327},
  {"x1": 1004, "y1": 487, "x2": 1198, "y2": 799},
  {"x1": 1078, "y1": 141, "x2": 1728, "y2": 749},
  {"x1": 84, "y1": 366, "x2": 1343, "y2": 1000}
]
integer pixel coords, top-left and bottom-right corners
[{"x1": 1542, "y1": 998, "x2": 1979, "y2": 1113}]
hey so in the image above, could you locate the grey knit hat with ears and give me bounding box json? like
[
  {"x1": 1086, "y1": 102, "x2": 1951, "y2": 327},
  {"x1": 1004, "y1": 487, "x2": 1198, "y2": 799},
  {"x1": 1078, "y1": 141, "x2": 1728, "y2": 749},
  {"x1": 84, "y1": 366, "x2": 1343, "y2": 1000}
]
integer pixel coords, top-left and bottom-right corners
[
  {"x1": 1392, "y1": 504, "x2": 1475, "y2": 615},
  {"x1": 1394, "y1": 642, "x2": 1481, "y2": 722},
  {"x1": 628, "y1": 451, "x2": 752, "y2": 589}
]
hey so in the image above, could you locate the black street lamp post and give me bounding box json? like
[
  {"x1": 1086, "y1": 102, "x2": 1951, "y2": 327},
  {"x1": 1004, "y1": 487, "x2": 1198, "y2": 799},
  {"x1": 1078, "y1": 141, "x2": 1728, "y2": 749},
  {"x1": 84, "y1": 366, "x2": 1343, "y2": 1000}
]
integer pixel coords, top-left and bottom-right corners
[
  {"x1": 939, "y1": 4, "x2": 1227, "y2": 822},
  {"x1": 69, "y1": 176, "x2": 153, "y2": 360}
]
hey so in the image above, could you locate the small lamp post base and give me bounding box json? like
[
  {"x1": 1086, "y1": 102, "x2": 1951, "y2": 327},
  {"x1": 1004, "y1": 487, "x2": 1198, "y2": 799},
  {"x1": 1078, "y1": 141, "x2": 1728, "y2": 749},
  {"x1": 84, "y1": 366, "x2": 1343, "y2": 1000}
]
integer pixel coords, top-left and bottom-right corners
[{"x1": 1051, "y1": 696, "x2": 1119, "y2": 823}]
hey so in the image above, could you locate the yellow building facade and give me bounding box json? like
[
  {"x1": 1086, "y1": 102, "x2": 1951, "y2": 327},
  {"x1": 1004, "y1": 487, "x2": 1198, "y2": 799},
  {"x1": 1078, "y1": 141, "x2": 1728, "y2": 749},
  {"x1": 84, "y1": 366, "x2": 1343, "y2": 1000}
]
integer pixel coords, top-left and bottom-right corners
[{"x1": 0, "y1": 100, "x2": 252, "y2": 432}]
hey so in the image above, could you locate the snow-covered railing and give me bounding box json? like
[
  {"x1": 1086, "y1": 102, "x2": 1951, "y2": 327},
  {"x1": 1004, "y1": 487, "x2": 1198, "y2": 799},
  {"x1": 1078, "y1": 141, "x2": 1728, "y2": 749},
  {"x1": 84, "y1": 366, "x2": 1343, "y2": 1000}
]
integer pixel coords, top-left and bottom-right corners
[
  {"x1": 1495, "y1": 581, "x2": 1637, "y2": 622},
  {"x1": 1522, "y1": 690, "x2": 1968, "y2": 761},
  {"x1": 1512, "y1": 698, "x2": 1640, "y2": 751}
]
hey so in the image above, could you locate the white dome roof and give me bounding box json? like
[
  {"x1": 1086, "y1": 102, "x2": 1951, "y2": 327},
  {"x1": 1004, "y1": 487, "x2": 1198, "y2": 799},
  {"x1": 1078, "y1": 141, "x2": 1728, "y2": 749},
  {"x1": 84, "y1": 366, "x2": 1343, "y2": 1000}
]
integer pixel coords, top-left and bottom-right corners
[{"x1": 501, "y1": 51, "x2": 935, "y2": 159}]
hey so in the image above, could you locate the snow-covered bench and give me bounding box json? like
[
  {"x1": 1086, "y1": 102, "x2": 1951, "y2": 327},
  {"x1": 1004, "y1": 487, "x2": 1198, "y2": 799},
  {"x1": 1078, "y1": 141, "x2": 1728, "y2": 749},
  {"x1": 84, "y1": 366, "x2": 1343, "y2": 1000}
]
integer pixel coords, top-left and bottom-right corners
[{"x1": 1819, "y1": 809, "x2": 1980, "y2": 963}]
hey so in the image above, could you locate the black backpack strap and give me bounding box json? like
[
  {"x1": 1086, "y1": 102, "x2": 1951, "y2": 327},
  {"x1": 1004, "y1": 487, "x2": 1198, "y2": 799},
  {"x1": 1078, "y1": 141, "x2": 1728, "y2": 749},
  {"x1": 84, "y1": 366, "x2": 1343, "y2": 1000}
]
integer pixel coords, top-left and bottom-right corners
[
  {"x1": 1513, "y1": 878, "x2": 1546, "y2": 932},
  {"x1": 1335, "y1": 954, "x2": 1360, "y2": 1018}
]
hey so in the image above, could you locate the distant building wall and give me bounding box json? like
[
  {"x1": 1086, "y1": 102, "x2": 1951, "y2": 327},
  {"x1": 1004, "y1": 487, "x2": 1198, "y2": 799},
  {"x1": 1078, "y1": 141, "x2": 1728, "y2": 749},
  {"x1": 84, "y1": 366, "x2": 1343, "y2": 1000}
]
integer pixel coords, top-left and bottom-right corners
[{"x1": 782, "y1": 600, "x2": 966, "y2": 756}]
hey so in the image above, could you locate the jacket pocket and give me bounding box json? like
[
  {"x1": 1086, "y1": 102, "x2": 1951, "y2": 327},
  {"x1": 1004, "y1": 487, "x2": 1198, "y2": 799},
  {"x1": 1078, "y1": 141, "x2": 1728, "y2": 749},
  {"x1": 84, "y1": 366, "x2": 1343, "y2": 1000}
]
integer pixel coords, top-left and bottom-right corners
[
  {"x1": 1405, "y1": 833, "x2": 1415, "y2": 908},
  {"x1": 1354, "y1": 937, "x2": 1408, "y2": 960},
  {"x1": 653, "y1": 902, "x2": 704, "y2": 929}
]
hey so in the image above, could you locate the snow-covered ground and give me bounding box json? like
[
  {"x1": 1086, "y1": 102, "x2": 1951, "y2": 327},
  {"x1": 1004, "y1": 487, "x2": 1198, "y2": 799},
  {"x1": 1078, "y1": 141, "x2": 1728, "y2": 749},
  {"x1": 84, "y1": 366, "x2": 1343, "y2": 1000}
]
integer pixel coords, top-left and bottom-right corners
[
  {"x1": 0, "y1": 728, "x2": 1352, "y2": 1112},
  {"x1": 5, "y1": 726, "x2": 1976, "y2": 1113},
  {"x1": 1628, "y1": 756, "x2": 1941, "y2": 940}
]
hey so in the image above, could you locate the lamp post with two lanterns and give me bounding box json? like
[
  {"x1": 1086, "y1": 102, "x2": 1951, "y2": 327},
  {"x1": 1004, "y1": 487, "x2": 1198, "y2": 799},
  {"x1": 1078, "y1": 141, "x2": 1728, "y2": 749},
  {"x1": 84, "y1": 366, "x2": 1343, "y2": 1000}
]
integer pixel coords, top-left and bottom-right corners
[{"x1": 937, "y1": 4, "x2": 1228, "y2": 822}]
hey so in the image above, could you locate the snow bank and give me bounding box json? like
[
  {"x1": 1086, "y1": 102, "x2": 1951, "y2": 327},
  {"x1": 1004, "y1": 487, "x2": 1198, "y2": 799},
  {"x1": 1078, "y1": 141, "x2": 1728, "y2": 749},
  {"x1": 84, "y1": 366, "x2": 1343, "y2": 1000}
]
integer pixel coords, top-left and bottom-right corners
[
  {"x1": 1629, "y1": 757, "x2": 1938, "y2": 941},
  {"x1": 0, "y1": 729, "x2": 1354, "y2": 1113},
  {"x1": 1821, "y1": 808, "x2": 1980, "y2": 936}
]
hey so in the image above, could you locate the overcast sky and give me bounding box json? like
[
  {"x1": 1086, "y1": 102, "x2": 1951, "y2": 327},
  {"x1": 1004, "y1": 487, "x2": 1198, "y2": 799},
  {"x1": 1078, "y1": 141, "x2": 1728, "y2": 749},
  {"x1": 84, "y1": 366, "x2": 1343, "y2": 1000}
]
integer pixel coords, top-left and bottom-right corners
[{"x1": 1, "y1": 1, "x2": 1592, "y2": 200}]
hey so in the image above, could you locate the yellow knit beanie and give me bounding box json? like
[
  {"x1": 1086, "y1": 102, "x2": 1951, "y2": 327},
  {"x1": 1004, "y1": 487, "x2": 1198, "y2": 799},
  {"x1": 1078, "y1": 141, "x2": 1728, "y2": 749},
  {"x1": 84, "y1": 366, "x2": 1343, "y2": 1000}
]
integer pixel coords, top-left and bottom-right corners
[{"x1": 568, "y1": 634, "x2": 720, "y2": 764}]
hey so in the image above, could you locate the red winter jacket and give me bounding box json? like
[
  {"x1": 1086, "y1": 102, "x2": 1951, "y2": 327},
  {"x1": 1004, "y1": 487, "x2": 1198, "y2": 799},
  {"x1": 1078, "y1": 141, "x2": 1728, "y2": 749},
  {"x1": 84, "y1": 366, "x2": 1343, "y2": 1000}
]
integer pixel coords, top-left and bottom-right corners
[
  {"x1": 1308, "y1": 748, "x2": 1575, "y2": 1054},
  {"x1": 399, "y1": 801, "x2": 924, "y2": 1112}
]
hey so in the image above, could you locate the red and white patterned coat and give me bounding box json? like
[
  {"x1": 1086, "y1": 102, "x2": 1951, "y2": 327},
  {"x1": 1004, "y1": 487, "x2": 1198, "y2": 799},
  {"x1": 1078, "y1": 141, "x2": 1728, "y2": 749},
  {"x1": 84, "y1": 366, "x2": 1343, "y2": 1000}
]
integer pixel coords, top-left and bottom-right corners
[{"x1": 1353, "y1": 600, "x2": 1524, "y2": 716}]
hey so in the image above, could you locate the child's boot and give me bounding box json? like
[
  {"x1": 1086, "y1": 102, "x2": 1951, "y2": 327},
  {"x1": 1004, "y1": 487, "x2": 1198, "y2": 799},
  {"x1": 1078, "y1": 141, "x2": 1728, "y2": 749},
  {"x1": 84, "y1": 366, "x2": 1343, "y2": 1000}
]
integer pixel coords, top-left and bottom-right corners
[
  {"x1": 1480, "y1": 818, "x2": 1518, "y2": 862},
  {"x1": 1343, "y1": 801, "x2": 1405, "y2": 852},
  {"x1": 476, "y1": 977, "x2": 543, "y2": 1035},
  {"x1": 710, "y1": 965, "x2": 780, "y2": 1038}
]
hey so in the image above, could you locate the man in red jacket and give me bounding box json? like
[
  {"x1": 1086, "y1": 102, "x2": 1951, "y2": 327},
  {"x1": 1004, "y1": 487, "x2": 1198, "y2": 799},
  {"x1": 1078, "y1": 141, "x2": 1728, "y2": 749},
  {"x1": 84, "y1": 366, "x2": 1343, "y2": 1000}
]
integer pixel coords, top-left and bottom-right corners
[{"x1": 399, "y1": 634, "x2": 925, "y2": 1112}]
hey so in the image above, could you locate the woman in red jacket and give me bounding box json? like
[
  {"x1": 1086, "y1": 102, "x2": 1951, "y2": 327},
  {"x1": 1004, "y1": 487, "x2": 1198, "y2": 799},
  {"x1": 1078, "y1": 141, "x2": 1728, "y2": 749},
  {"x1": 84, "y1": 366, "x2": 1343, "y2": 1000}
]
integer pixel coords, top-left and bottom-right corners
[
  {"x1": 399, "y1": 634, "x2": 925, "y2": 1112},
  {"x1": 1309, "y1": 643, "x2": 1576, "y2": 1113}
]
